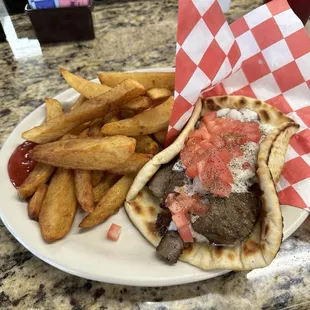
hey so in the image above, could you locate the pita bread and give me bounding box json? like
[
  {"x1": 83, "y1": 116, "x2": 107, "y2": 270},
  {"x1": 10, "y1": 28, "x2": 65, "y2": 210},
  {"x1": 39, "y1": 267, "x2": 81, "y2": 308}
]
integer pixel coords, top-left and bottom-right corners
[{"x1": 125, "y1": 96, "x2": 299, "y2": 270}]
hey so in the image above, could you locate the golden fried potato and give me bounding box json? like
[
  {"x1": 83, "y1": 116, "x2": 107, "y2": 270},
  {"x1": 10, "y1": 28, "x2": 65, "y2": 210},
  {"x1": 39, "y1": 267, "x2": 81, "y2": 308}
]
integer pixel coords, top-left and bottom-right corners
[
  {"x1": 60, "y1": 68, "x2": 111, "y2": 99},
  {"x1": 45, "y1": 98, "x2": 63, "y2": 121},
  {"x1": 68, "y1": 122, "x2": 91, "y2": 135},
  {"x1": 79, "y1": 175, "x2": 134, "y2": 228},
  {"x1": 123, "y1": 96, "x2": 152, "y2": 111},
  {"x1": 28, "y1": 184, "x2": 48, "y2": 221},
  {"x1": 30, "y1": 136, "x2": 136, "y2": 171},
  {"x1": 107, "y1": 153, "x2": 152, "y2": 175},
  {"x1": 22, "y1": 79, "x2": 145, "y2": 144},
  {"x1": 74, "y1": 169, "x2": 94, "y2": 213},
  {"x1": 71, "y1": 95, "x2": 86, "y2": 110},
  {"x1": 146, "y1": 88, "x2": 172, "y2": 101},
  {"x1": 98, "y1": 72, "x2": 175, "y2": 90},
  {"x1": 153, "y1": 128, "x2": 167, "y2": 147},
  {"x1": 93, "y1": 174, "x2": 120, "y2": 203},
  {"x1": 91, "y1": 171, "x2": 104, "y2": 187},
  {"x1": 39, "y1": 168, "x2": 77, "y2": 242},
  {"x1": 120, "y1": 109, "x2": 136, "y2": 119},
  {"x1": 104, "y1": 111, "x2": 120, "y2": 123},
  {"x1": 101, "y1": 96, "x2": 173, "y2": 136},
  {"x1": 88, "y1": 118, "x2": 104, "y2": 137},
  {"x1": 135, "y1": 135, "x2": 159, "y2": 154},
  {"x1": 18, "y1": 163, "x2": 55, "y2": 199}
]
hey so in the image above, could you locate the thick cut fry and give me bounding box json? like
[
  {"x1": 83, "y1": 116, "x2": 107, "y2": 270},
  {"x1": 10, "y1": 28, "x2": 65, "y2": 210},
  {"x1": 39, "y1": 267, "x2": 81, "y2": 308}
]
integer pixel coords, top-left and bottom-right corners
[
  {"x1": 146, "y1": 88, "x2": 172, "y2": 101},
  {"x1": 123, "y1": 96, "x2": 152, "y2": 111},
  {"x1": 80, "y1": 175, "x2": 134, "y2": 228},
  {"x1": 45, "y1": 98, "x2": 63, "y2": 121},
  {"x1": 91, "y1": 171, "x2": 104, "y2": 187},
  {"x1": 104, "y1": 111, "x2": 120, "y2": 123},
  {"x1": 153, "y1": 128, "x2": 167, "y2": 147},
  {"x1": 30, "y1": 136, "x2": 136, "y2": 171},
  {"x1": 39, "y1": 168, "x2": 77, "y2": 241},
  {"x1": 71, "y1": 95, "x2": 86, "y2": 110},
  {"x1": 18, "y1": 163, "x2": 55, "y2": 199},
  {"x1": 60, "y1": 68, "x2": 111, "y2": 99},
  {"x1": 107, "y1": 153, "x2": 152, "y2": 175},
  {"x1": 93, "y1": 174, "x2": 120, "y2": 203},
  {"x1": 135, "y1": 135, "x2": 159, "y2": 154},
  {"x1": 68, "y1": 122, "x2": 91, "y2": 135},
  {"x1": 101, "y1": 96, "x2": 173, "y2": 136},
  {"x1": 28, "y1": 184, "x2": 48, "y2": 220},
  {"x1": 75, "y1": 169, "x2": 94, "y2": 213},
  {"x1": 22, "y1": 79, "x2": 145, "y2": 143},
  {"x1": 120, "y1": 109, "x2": 136, "y2": 119},
  {"x1": 88, "y1": 118, "x2": 104, "y2": 137},
  {"x1": 98, "y1": 72, "x2": 175, "y2": 90}
]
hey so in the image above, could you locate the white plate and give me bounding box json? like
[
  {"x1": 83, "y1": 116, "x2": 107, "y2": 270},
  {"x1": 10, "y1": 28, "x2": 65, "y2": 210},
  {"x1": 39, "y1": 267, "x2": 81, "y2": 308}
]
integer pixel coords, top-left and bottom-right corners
[{"x1": 0, "y1": 68, "x2": 308, "y2": 287}]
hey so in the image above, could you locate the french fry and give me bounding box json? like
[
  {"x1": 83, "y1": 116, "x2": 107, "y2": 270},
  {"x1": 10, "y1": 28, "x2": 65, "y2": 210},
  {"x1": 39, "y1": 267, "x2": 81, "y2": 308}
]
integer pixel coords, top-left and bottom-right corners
[
  {"x1": 45, "y1": 98, "x2": 63, "y2": 121},
  {"x1": 146, "y1": 88, "x2": 172, "y2": 101},
  {"x1": 18, "y1": 97, "x2": 64, "y2": 199},
  {"x1": 71, "y1": 95, "x2": 86, "y2": 110},
  {"x1": 91, "y1": 171, "x2": 104, "y2": 187},
  {"x1": 22, "y1": 79, "x2": 145, "y2": 143},
  {"x1": 39, "y1": 168, "x2": 77, "y2": 241},
  {"x1": 18, "y1": 163, "x2": 55, "y2": 199},
  {"x1": 75, "y1": 169, "x2": 94, "y2": 213},
  {"x1": 93, "y1": 174, "x2": 120, "y2": 203},
  {"x1": 123, "y1": 96, "x2": 152, "y2": 111},
  {"x1": 88, "y1": 118, "x2": 105, "y2": 137},
  {"x1": 104, "y1": 111, "x2": 120, "y2": 123},
  {"x1": 107, "y1": 153, "x2": 152, "y2": 175},
  {"x1": 60, "y1": 68, "x2": 111, "y2": 99},
  {"x1": 135, "y1": 135, "x2": 159, "y2": 154},
  {"x1": 101, "y1": 96, "x2": 173, "y2": 136},
  {"x1": 68, "y1": 122, "x2": 91, "y2": 135},
  {"x1": 120, "y1": 109, "x2": 136, "y2": 119},
  {"x1": 28, "y1": 184, "x2": 48, "y2": 220},
  {"x1": 30, "y1": 136, "x2": 136, "y2": 170},
  {"x1": 98, "y1": 72, "x2": 175, "y2": 91},
  {"x1": 153, "y1": 128, "x2": 167, "y2": 147},
  {"x1": 79, "y1": 175, "x2": 134, "y2": 228}
]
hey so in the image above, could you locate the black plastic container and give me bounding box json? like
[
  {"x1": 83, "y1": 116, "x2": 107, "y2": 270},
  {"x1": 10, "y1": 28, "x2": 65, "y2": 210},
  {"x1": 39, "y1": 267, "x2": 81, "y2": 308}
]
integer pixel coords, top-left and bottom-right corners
[
  {"x1": 4, "y1": 0, "x2": 28, "y2": 14},
  {"x1": 25, "y1": 1, "x2": 95, "y2": 43}
]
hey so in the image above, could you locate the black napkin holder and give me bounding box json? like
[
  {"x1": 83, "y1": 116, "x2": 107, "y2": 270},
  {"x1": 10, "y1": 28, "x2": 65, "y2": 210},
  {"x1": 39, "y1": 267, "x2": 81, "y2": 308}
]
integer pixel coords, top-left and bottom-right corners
[{"x1": 25, "y1": 1, "x2": 94, "y2": 43}]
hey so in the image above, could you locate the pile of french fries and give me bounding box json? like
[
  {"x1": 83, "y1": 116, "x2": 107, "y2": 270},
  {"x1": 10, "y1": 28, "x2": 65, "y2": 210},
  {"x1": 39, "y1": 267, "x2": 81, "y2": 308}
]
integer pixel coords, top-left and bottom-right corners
[{"x1": 18, "y1": 69, "x2": 175, "y2": 242}]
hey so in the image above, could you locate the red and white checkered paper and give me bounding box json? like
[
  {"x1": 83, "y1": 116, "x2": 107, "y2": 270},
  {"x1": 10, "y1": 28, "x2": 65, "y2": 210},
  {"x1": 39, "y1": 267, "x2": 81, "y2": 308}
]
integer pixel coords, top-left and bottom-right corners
[{"x1": 168, "y1": 0, "x2": 310, "y2": 211}]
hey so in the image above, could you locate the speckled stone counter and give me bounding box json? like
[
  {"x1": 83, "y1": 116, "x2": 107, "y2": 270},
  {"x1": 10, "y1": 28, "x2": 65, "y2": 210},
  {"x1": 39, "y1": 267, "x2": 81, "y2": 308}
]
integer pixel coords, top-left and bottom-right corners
[{"x1": 0, "y1": 0, "x2": 310, "y2": 309}]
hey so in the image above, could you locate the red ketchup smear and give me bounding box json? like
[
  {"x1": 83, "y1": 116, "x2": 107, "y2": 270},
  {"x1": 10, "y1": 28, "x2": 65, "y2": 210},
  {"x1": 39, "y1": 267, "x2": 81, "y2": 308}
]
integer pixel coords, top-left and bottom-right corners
[{"x1": 8, "y1": 141, "x2": 37, "y2": 188}]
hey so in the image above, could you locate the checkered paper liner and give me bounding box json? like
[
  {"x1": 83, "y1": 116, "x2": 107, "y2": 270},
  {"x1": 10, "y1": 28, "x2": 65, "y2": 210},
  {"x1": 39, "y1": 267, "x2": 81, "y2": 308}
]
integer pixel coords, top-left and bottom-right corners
[{"x1": 167, "y1": 0, "x2": 310, "y2": 211}]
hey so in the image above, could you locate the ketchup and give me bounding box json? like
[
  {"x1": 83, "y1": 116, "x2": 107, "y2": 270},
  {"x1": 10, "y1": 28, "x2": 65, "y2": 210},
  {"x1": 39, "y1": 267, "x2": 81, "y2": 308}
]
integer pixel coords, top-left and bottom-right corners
[{"x1": 8, "y1": 141, "x2": 37, "y2": 188}]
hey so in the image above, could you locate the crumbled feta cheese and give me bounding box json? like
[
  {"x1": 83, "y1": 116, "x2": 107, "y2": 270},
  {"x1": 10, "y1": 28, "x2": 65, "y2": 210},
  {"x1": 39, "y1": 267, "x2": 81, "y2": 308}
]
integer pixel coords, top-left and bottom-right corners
[
  {"x1": 229, "y1": 142, "x2": 258, "y2": 193},
  {"x1": 216, "y1": 108, "x2": 231, "y2": 118},
  {"x1": 227, "y1": 109, "x2": 243, "y2": 121},
  {"x1": 260, "y1": 123, "x2": 275, "y2": 136},
  {"x1": 240, "y1": 108, "x2": 258, "y2": 122}
]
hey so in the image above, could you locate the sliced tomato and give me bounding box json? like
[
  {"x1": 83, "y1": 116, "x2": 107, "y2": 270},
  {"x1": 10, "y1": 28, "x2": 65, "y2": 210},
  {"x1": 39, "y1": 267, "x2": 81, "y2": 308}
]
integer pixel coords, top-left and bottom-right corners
[
  {"x1": 202, "y1": 112, "x2": 217, "y2": 124},
  {"x1": 107, "y1": 224, "x2": 121, "y2": 241},
  {"x1": 172, "y1": 211, "x2": 193, "y2": 243},
  {"x1": 186, "y1": 167, "x2": 198, "y2": 178},
  {"x1": 211, "y1": 135, "x2": 225, "y2": 148},
  {"x1": 218, "y1": 149, "x2": 232, "y2": 164},
  {"x1": 178, "y1": 225, "x2": 194, "y2": 243},
  {"x1": 206, "y1": 120, "x2": 216, "y2": 131},
  {"x1": 172, "y1": 211, "x2": 188, "y2": 227},
  {"x1": 228, "y1": 146, "x2": 243, "y2": 158},
  {"x1": 210, "y1": 179, "x2": 231, "y2": 197}
]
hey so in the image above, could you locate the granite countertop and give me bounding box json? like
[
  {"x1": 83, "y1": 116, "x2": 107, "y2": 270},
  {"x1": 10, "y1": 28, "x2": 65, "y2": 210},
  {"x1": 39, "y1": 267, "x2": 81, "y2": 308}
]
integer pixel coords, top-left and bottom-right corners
[{"x1": 0, "y1": 0, "x2": 310, "y2": 309}]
